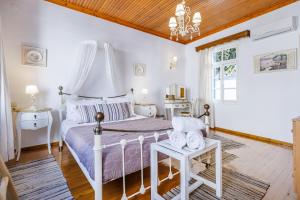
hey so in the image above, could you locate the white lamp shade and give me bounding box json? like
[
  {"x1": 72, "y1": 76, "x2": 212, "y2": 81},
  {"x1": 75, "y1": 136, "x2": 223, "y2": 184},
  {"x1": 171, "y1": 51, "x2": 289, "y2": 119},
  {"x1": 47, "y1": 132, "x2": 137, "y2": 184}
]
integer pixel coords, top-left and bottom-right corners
[
  {"x1": 141, "y1": 88, "x2": 148, "y2": 95},
  {"x1": 192, "y1": 12, "x2": 202, "y2": 24},
  {"x1": 25, "y1": 85, "x2": 39, "y2": 95},
  {"x1": 172, "y1": 56, "x2": 178, "y2": 62},
  {"x1": 169, "y1": 17, "x2": 177, "y2": 28},
  {"x1": 175, "y1": 3, "x2": 185, "y2": 17}
]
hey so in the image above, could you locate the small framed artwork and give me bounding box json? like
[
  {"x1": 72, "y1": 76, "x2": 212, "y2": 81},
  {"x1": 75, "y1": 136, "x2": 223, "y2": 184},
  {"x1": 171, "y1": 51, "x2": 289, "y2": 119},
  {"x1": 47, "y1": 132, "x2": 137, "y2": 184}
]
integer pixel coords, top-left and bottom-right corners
[
  {"x1": 133, "y1": 63, "x2": 146, "y2": 76},
  {"x1": 254, "y1": 48, "x2": 297, "y2": 73},
  {"x1": 22, "y1": 45, "x2": 47, "y2": 67}
]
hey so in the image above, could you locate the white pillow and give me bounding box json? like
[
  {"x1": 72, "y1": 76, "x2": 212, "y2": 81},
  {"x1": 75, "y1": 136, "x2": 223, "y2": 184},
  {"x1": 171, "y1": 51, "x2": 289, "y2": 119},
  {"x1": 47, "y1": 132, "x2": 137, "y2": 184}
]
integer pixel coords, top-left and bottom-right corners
[
  {"x1": 66, "y1": 98, "x2": 106, "y2": 123},
  {"x1": 104, "y1": 93, "x2": 135, "y2": 115}
]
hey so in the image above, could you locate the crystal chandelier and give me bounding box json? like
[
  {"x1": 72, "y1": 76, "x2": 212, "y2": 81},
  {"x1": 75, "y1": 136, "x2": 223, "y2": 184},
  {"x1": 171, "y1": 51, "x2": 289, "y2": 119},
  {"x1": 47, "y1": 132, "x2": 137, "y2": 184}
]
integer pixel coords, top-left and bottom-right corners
[{"x1": 169, "y1": 0, "x2": 202, "y2": 41}]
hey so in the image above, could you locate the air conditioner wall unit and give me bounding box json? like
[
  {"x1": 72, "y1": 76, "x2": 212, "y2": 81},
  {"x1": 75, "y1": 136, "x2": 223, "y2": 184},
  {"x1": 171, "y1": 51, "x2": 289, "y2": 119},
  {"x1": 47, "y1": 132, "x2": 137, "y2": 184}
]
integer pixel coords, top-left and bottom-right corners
[{"x1": 251, "y1": 16, "x2": 297, "y2": 41}]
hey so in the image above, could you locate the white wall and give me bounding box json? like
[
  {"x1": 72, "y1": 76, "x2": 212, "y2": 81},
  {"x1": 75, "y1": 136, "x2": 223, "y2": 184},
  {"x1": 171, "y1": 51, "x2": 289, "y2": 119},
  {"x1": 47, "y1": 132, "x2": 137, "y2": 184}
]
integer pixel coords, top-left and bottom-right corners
[
  {"x1": 185, "y1": 2, "x2": 300, "y2": 143},
  {"x1": 0, "y1": 0, "x2": 185, "y2": 147}
]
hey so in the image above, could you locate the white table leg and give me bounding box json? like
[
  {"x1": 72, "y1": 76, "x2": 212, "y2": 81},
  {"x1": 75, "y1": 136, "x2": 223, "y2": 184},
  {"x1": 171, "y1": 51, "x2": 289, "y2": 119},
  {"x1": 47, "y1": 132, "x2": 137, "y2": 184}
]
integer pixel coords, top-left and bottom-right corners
[
  {"x1": 16, "y1": 113, "x2": 21, "y2": 161},
  {"x1": 170, "y1": 108, "x2": 174, "y2": 119},
  {"x1": 180, "y1": 157, "x2": 189, "y2": 200},
  {"x1": 16, "y1": 129, "x2": 21, "y2": 161},
  {"x1": 151, "y1": 145, "x2": 158, "y2": 199},
  {"x1": 215, "y1": 141, "x2": 222, "y2": 198},
  {"x1": 165, "y1": 108, "x2": 168, "y2": 120},
  {"x1": 47, "y1": 111, "x2": 53, "y2": 154}
]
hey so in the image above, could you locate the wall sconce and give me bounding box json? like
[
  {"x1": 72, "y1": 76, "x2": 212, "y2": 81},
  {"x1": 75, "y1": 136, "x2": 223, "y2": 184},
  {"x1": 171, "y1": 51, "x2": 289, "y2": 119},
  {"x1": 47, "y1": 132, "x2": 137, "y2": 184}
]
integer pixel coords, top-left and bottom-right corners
[{"x1": 169, "y1": 56, "x2": 178, "y2": 70}]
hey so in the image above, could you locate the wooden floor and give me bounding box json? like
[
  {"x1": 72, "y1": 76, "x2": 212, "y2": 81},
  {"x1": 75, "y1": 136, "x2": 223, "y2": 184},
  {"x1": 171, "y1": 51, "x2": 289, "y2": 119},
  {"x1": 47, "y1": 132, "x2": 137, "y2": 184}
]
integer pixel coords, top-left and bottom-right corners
[{"x1": 8, "y1": 130, "x2": 297, "y2": 200}]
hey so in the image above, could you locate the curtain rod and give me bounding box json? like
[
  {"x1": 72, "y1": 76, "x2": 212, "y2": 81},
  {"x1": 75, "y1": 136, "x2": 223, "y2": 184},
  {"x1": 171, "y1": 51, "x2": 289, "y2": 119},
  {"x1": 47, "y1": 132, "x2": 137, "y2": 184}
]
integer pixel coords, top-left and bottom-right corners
[{"x1": 195, "y1": 30, "x2": 250, "y2": 52}]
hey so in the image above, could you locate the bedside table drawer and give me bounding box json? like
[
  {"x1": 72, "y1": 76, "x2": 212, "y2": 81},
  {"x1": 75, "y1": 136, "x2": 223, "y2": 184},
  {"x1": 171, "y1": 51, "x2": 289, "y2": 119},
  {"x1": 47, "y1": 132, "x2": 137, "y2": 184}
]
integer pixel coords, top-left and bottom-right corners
[
  {"x1": 20, "y1": 119, "x2": 49, "y2": 130},
  {"x1": 134, "y1": 104, "x2": 157, "y2": 117},
  {"x1": 21, "y1": 112, "x2": 48, "y2": 121}
]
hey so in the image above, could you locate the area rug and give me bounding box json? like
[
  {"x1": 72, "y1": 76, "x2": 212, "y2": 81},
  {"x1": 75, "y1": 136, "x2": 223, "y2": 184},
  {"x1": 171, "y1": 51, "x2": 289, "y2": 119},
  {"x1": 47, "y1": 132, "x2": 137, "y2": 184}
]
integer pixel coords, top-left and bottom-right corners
[
  {"x1": 209, "y1": 134, "x2": 245, "y2": 151},
  {"x1": 199, "y1": 134, "x2": 245, "y2": 166},
  {"x1": 8, "y1": 156, "x2": 73, "y2": 200},
  {"x1": 163, "y1": 167, "x2": 270, "y2": 200}
]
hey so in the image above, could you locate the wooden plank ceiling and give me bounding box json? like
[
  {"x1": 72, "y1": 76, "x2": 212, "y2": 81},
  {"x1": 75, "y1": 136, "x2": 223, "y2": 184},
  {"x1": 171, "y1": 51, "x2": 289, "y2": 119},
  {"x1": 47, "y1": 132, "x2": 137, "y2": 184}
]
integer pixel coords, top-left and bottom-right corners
[{"x1": 47, "y1": 0, "x2": 297, "y2": 44}]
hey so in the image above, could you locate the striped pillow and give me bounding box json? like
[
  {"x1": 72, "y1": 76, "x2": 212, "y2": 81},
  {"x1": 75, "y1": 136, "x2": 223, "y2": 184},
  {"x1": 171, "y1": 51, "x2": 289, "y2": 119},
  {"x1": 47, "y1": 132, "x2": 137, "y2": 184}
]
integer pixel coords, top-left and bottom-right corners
[{"x1": 77, "y1": 102, "x2": 132, "y2": 123}]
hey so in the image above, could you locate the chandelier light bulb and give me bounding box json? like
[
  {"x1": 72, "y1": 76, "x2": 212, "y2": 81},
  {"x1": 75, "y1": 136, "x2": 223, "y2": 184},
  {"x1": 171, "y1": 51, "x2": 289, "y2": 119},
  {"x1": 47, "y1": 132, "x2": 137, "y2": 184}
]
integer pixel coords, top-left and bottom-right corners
[
  {"x1": 192, "y1": 12, "x2": 202, "y2": 24},
  {"x1": 175, "y1": 3, "x2": 185, "y2": 17},
  {"x1": 169, "y1": 17, "x2": 177, "y2": 28}
]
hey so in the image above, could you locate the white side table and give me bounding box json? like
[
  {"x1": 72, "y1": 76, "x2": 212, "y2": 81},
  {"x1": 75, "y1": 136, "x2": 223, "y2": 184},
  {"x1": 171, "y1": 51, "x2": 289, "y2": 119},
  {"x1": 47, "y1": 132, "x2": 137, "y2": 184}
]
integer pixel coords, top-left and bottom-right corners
[
  {"x1": 134, "y1": 103, "x2": 157, "y2": 118},
  {"x1": 151, "y1": 138, "x2": 222, "y2": 200},
  {"x1": 16, "y1": 108, "x2": 53, "y2": 161}
]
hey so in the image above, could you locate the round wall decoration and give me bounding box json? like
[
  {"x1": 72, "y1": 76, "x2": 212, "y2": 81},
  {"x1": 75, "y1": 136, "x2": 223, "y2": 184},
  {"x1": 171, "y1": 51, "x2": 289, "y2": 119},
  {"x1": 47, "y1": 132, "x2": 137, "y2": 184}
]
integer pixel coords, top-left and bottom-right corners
[
  {"x1": 22, "y1": 45, "x2": 47, "y2": 67},
  {"x1": 26, "y1": 50, "x2": 43, "y2": 64}
]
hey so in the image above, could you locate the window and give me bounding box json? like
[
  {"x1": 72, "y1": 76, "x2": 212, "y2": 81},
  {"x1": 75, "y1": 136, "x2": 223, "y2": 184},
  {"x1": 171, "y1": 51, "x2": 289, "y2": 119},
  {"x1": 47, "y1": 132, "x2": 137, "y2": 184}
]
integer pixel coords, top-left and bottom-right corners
[{"x1": 212, "y1": 46, "x2": 238, "y2": 101}]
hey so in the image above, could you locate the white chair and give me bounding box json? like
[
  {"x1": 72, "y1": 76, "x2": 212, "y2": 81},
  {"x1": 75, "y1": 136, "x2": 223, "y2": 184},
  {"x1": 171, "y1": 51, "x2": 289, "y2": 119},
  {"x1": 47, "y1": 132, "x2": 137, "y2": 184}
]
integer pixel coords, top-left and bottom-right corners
[
  {"x1": 0, "y1": 176, "x2": 9, "y2": 200},
  {"x1": 0, "y1": 156, "x2": 18, "y2": 200}
]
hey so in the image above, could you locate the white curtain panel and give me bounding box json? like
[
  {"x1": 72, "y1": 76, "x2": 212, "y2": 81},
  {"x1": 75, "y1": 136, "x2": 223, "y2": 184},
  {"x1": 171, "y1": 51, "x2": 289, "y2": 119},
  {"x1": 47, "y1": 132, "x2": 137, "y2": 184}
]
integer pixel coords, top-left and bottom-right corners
[
  {"x1": 104, "y1": 42, "x2": 121, "y2": 97},
  {"x1": 197, "y1": 47, "x2": 215, "y2": 128},
  {"x1": 67, "y1": 40, "x2": 98, "y2": 95},
  {"x1": 0, "y1": 24, "x2": 14, "y2": 161}
]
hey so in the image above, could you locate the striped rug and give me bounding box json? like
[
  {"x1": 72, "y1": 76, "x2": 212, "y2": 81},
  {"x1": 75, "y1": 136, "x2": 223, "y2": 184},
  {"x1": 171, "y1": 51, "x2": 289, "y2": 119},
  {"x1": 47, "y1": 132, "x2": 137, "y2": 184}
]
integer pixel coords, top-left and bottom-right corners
[
  {"x1": 209, "y1": 134, "x2": 245, "y2": 150},
  {"x1": 163, "y1": 167, "x2": 270, "y2": 200},
  {"x1": 8, "y1": 156, "x2": 73, "y2": 200},
  {"x1": 198, "y1": 134, "x2": 244, "y2": 166}
]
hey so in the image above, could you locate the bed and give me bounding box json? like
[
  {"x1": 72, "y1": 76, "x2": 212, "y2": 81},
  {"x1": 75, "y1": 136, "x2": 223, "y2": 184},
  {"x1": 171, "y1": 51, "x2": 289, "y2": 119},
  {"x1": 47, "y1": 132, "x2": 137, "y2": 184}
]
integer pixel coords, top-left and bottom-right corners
[{"x1": 57, "y1": 86, "x2": 210, "y2": 200}]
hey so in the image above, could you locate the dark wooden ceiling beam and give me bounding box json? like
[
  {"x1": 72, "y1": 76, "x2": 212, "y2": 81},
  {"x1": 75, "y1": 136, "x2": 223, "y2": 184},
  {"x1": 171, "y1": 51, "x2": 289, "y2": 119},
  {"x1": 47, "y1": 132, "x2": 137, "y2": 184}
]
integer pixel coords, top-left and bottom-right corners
[{"x1": 195, "y1": 30, "x2": 250, "y2": 52}]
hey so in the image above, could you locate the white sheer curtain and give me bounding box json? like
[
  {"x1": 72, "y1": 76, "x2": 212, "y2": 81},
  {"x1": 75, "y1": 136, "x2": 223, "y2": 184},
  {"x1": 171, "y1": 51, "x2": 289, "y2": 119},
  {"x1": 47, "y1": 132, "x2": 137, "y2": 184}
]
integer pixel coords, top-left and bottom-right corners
[
  {"x1": 67, "y1": 40, "x2": 98, "y2": 95},
  {"x1": 195, "y1": 47, "x2": 215, "y2": 128},
  {"x1": 104, "y1": 42, "x2": 122, "y2": 97},
  {"x1": 0, "y1": 21, "x2": 14, "y2": 161}
]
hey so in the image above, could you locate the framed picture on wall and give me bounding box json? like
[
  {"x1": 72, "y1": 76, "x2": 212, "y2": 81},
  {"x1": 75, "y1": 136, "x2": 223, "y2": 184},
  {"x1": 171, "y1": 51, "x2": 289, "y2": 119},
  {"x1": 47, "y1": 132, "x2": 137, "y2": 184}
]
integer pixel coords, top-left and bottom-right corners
[
  {"x1": 254, "y1": 48, "x2": 297, "y2": 73},
  {"x1": 22, "y1": 45, "x2": 47, "y2": 67},
  {"x1": 133, "y1": 63, "x2": 146, "y2": 76}
]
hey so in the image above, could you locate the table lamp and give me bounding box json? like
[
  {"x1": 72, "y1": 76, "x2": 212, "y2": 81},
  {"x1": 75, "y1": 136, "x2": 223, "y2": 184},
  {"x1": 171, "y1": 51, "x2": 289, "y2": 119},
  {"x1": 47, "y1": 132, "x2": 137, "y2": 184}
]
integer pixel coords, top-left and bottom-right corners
[
  {"x1": 25, "y1": 85, "x2": 39, "y2": 110},
  {"x1": 141, "y1": 88, "x2": 148, "y2": 104}
]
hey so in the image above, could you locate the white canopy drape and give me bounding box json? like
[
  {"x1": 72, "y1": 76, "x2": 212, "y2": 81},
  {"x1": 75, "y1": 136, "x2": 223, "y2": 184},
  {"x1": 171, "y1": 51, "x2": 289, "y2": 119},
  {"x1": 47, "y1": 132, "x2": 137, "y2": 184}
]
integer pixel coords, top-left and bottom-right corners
[
  {"x1": 195, "y1": 47, "x2": 215, "y2": 128},
  {"x1": 104, "y1": 42, "x2": 122, "y2": 97},
  {"x1": 0, "y1": 20, "x2": 14, "y2": 161},
  {"x1": 67, "y1": 40, "x2": 98, "y2": 95},
  {"x1": 67, "y1": 40, "x2": 123, "y2": 97}
]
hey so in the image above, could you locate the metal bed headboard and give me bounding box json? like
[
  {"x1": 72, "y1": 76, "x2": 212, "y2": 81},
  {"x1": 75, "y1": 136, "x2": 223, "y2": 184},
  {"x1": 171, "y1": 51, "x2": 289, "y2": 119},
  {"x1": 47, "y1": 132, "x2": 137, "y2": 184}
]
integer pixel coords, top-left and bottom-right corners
[{"x1": 58, "y1": 85, "x2": 133, "y2": 100}]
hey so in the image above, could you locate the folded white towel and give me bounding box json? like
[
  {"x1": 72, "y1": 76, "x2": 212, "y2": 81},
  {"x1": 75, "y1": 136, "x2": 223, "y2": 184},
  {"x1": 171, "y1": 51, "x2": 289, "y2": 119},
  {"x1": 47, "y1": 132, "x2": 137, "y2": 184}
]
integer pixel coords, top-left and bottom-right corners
[
  {"x1": 172, "y1": 117, "x2": 205, "y2": 132},
  {"x1": 169, "y1": 131, "x2": 187, "y2": 149},
  {"x1": 186, "y1": 130, "x2": 205, "y2": 150}
]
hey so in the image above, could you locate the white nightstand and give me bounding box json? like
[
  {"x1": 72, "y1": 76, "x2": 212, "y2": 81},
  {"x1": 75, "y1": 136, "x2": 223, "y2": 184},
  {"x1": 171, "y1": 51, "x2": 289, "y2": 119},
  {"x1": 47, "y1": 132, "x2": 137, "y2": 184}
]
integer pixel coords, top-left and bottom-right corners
[
  {"x1": 134, "y1": 103, "x2": 157, "y2": 118},
  {"x1": 16, "y1": 108, "x2": 53, "y2": 161}
]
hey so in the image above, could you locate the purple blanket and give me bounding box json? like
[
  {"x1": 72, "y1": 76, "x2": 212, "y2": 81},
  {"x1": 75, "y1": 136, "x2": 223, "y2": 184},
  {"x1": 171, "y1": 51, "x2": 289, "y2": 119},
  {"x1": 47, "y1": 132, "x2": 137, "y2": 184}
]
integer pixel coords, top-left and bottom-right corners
[{"x1": 65, "y1": 118, "x2": 172, "y2": 183}]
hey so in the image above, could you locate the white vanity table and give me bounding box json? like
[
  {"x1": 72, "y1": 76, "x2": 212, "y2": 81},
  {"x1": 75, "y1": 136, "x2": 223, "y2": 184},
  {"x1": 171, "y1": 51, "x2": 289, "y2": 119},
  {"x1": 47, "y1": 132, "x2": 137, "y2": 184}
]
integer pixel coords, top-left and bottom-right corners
[
  {"x1": 15, "y1": 108, "x2": 53, "y2": 161},
  {"x1": 164, "y1": 101, "x2": 192, "y2": 120}
]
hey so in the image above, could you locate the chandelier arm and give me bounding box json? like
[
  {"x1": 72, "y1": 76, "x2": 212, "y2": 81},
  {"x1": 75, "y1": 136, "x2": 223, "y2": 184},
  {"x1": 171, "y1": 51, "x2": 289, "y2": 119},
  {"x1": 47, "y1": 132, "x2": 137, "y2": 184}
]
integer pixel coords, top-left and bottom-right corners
[{"x1": 186, "y1": 25, "x2": 195, "y2": 33}]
